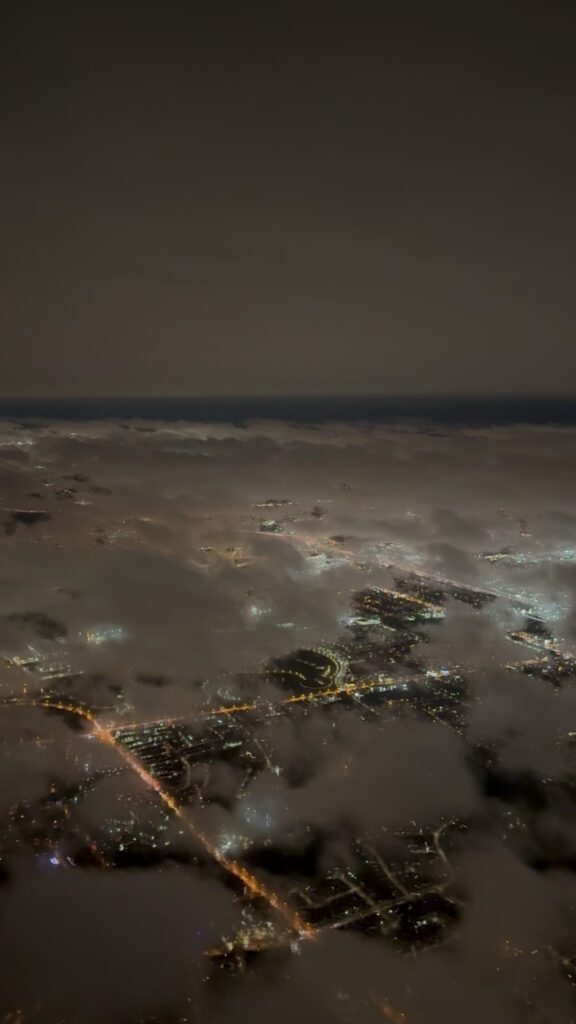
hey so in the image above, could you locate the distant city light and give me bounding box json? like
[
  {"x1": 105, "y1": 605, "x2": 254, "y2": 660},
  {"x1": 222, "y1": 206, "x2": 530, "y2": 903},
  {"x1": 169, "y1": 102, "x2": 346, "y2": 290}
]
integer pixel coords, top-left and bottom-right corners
[{"x1": 81, "y1": 624, "x2": 128, "y2": 646}]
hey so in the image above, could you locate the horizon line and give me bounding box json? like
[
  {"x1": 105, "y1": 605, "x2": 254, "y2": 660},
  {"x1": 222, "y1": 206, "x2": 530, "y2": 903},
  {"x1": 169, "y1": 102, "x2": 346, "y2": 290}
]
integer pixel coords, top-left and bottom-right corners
[{"x1": 1, "y1": 393, "x2": 575, "y2": 402}]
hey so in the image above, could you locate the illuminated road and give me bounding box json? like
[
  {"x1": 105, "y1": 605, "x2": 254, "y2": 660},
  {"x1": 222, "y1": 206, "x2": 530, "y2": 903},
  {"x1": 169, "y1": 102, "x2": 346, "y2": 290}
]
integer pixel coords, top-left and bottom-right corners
[
  {"x1": 118, "y1": 673, "x2": 408, "y2": 732},
  {"x1": 0, "y1": 692, "x2": 468, "y2": 975},
  {"x1": 0, "y1": 668, "x2": 424, "y2": 949},
  {"x1": 0, "y1": 671, "x2": 412, "y2": 941},
  {"x1": 0, "y1": 695, "x2": 312, "y2": 939}
]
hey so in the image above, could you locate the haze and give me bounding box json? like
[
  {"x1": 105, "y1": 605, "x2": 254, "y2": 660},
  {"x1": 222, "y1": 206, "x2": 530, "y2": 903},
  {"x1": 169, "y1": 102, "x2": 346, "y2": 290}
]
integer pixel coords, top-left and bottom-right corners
[
  {"x1": 1, "y1": 1, "x2": 575, "y2": 396},
  {"x1": 1, "y1": 417, "x2": 576, "y2": 1022}
]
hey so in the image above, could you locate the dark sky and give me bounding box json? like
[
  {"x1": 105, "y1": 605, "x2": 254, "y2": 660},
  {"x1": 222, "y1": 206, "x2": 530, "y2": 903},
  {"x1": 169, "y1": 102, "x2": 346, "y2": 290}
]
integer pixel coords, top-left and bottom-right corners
[{"x1": 1, "y1": 1, "x2": 575, "y2": 397}]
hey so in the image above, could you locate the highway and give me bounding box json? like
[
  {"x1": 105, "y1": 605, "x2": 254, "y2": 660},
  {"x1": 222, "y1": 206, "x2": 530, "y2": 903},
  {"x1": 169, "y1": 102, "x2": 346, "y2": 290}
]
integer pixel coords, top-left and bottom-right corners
[{"x1": 0, "y1": 693, "x2": 312, "y2": 940}]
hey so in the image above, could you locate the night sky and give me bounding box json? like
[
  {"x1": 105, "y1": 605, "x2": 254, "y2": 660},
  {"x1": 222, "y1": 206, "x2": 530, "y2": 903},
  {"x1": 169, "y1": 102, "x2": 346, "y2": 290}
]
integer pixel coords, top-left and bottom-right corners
[{"x1": 2, "y1": 1, "x2": 575, "y2": 397}]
